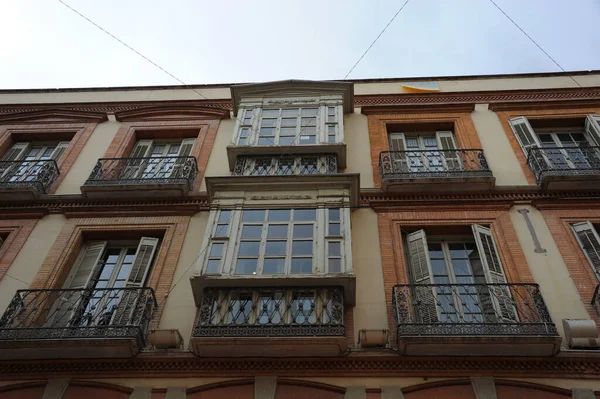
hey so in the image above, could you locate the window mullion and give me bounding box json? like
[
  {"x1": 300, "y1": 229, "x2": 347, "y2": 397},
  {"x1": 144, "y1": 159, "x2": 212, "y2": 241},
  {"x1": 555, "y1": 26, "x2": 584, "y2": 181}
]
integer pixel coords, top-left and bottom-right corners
[
  {"x1": 275, "y1": 109, "x2": 282, "y2": 145},
  {"x1": 316, "y1": 208, "x2": 325, "y2": 274},
  {"x1": 257, "y1": 216, "x2": 268, "y2": 275},
  {"x1": 285, "y1": 220, "x2": 293, "y2": 275},
  {"x1": 223, "y1": 209, "x2": 243, "y2": 275}
]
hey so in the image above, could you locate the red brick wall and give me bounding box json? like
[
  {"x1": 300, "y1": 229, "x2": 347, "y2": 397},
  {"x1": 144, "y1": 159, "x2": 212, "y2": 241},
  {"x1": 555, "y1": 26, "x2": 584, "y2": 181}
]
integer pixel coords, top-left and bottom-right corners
[
  {"x1": 0, "y1": 382, "x2": 45, "y2": 399},
  {"x1": 0, "y1": 219, "x2": 37, "y2": 282}
]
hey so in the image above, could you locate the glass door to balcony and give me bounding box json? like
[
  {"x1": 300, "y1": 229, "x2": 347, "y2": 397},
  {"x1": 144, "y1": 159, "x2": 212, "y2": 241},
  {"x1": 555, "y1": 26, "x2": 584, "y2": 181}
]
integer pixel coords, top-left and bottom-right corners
[
  {"x1": 537, "y1": 132, "x2": 591, "y2": 170},
  {"x1": 123, "y1": 139, "x2": 195, "y2": 180}
]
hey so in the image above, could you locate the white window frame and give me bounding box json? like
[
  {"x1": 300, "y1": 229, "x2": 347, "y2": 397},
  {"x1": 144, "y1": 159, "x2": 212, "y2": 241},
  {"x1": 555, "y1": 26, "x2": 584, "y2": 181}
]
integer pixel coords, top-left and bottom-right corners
[
  {"x1": 198, "y1": 207, "x2": 352, "y2": 276},
  {"x1": 232, "y1": 95, "x2": 345, "y2": 146}
]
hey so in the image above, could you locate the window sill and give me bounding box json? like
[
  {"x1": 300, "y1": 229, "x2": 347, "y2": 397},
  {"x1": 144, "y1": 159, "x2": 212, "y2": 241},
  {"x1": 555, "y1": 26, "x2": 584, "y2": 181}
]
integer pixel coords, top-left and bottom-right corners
[
  {"x1": 226, "y1": 143, "x2": 347, "y2": 170},
  {"x1": 190, "y1": 273, "x2": 356, "y2": 306}
]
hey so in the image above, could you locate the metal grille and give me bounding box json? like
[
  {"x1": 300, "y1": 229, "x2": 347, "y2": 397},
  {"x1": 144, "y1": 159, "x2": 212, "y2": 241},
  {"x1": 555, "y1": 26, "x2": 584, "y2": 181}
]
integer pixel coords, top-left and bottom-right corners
[
  {"x1": 194, "y1": 287, "x2": 345, "y2": 337},
  {"x1": 527, "y1": 146, "x2": 600, "y2": 184},
  {"x1": 233, "y1": 155, "x2": 338, "y2": 176},
  {"x1": 392, "y1": 283, "x2": 557, "y2": 337},
  {"x1": 379, "y1": 149, "x2": 492, "y2": 180},
  {"x1": 84, "y1": 156, "x2": 198, "y2": 189},
  {"x1": 0, "y1": 160, "x2": 59, "y2": 193},
  {"x1": 0, "y1": 288, "x2": 156, "y2": 348}
]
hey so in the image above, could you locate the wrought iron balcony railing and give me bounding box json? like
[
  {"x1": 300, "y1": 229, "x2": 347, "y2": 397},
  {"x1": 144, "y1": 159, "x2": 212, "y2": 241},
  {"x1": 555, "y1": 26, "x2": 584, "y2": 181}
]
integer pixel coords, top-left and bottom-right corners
[
  {"x1": 379, "y1": 149, "x2": 492, "y2": 180},
  {"x1": 526, "y1": 146, "x2": 600, "y2": 184},
  {"x1": 233, "y1": 155, "x2": 337, "y2": 176},
  {"x1": 592, "y1": 285, "x2": 600, "y2": 317},
  {"x1": 194, "y1": 287, "x2": 345, "y2": 337},
  {"x1": 84, "y1": 156, "x2": 198, "y2": 189},
  {"x1": 392, "y1": 283, "x2": 557, "y2": 337},
  {"x1": 0, "y1": 160, "x2": 59, "y2": 193},
  {"x1": 0, "y1": 287, "x2": 156, "y2": 348}
]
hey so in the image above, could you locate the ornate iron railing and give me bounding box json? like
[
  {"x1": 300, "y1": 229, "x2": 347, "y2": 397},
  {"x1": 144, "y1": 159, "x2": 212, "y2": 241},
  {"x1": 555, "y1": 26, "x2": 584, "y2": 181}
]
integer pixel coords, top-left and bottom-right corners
[
  {"x1": 526, "y1": 146, "x2": 600, "y2": 184},
  {"x1": 0, "y1": 160, "x2": 59, "y2": 193},
  {"x1": 592, "y1": 285, "x2": 600, "y2": 317},
  {"x1": 84, "y1": 156, "x2": 197, "y2": 189},
  {"x1": 392, "y1": 283, "x2": 557, "y2": 336},
  {"x1": 379, "y1": 149, "x2": 492, "y2": 180},
  {"x1": 0, "y1": 288, "x2": 156, "y2": 348},
  {"x1": 194, "y1": 287, "x2": 345, "y2": 337},
  {"x1": 233, "y1": 155, "x2": 338, "y2": 176}
]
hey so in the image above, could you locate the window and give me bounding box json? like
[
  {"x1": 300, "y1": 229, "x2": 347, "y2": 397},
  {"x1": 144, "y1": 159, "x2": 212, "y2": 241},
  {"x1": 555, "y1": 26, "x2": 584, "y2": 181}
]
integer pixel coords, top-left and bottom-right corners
[
  {"x1": 200, "y1": 208, "x2": 350, "y2": 276},
  {"x1": 508, "y1": 115, "x2": 600, "y2": 170},
  {"x1": 405, "y1": 225, "x2": 516, "y2": 323},
  {"x1": 234, "y1": 103, "x2": 342, "y2": 146},
  {"x1": 123, "y1": 139, "x2": 195, "y2": 179},
  {"x1": 0, "y1": 141, "x2": 68, "y2": 181},
  {"x1": 51, "y1": 237, "x2": 159, "y2": 328},
  {"x1": 388, "y1": 131, "x2": 461, "y2": 173},
  {"x1": 572, "y1": 222, "x2": 600, "y2": 280}
]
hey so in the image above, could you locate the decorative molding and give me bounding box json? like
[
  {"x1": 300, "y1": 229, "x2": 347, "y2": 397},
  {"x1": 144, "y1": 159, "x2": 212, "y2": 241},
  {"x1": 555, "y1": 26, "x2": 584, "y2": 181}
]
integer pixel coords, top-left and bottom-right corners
[
  {"x1": 345, "y1": 386, "x2": 366, "y2": 399},
  {"x1": 381, "y1": 386, "x2": 404, "y2": 399},
  {"x1": 165, "y1": 387, "x2": 186, "y2": 399},
  {"x1": 129, "y1": 387, "x2": 152, "y2": 399},
  {"x1": 114, "y1": 105, "x2": 230, "y2": 121},
  {"x1": 572, "y1": 388, "x2": 596, "y2": 399},
  {"x1": 361, "y1": 103, "x2": 475, "y2": 115},
  {"x1": 0, "y1": 109, "x2": 108, "y2": 123},
  {"x1": 4, "y1": 355, "x2": 600, "y2": 380}
]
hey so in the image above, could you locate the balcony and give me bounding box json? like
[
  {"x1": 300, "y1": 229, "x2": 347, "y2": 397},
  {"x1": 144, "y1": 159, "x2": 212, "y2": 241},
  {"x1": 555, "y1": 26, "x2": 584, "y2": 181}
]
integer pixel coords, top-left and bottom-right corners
[
  {"x1": 233, "y1": 154, "x2": 337, "y2": 176},
  {"x1": 190, "y1": 287, "x2": 347, "y2": 357},
  {"x1": 0, "y1": 287, "x2": 156, "y2": 360},
  {"x1": 379, "y1": 149, "x2": 495, "y2": 192},
  {"x1": 527, "y1": 146, "x2": 600, "y2": 190},
  {"x1": 392, "y1": 283, "x2": 560, "y2": 356},
  {"x1": 0, "y1": 160, "x2": 59, "y2": 200},
  {"x1": 81, "y1": 156, "x2": 197, "y2": 199}
]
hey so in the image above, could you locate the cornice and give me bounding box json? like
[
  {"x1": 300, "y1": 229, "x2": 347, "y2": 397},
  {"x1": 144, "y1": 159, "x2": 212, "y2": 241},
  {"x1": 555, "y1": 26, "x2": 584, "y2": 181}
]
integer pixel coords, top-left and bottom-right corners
[
  {"x1": 114, "y1": 105, "x2": 230, "y2": 121},
  {"x1": 2, "y1": 354, "x2": 600, "y2": 379},
  {"x1": 0, "y1": 108, "x2": 108, "y2": 124},
  {"x1": 361, "y1": 103, "x2": 476, "y2": 115}
]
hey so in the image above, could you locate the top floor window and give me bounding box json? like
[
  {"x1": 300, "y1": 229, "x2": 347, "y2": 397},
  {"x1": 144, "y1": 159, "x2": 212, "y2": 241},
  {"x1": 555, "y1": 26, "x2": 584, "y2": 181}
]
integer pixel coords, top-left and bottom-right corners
[
  {"x1": 234, "y1": 102, "x2": 343, "y2": 146},
  {"x1": 0, "y1": 141, "x2": 68, "y2": 186}
]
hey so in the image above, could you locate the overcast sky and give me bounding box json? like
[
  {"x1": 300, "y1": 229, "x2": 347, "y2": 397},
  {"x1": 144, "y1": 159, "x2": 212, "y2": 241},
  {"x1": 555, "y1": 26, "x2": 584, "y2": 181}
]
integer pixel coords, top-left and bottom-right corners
[{"x1": 1, "y1": 0, "x2": 599, "y2": 89}]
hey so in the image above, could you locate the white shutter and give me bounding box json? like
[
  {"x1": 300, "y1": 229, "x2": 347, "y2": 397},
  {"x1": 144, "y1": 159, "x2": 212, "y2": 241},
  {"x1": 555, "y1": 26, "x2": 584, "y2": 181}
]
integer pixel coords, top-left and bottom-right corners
[
  {"x1": 177, "y1": 138, "x2": 196, "y2": 157},
  {"x1": 572, "y1": 222, "x2": 600, "y2": 280},
  {"x1": 112, "y1": 237, "x2": 159, "y2": 325},
  {"x1": 0, "y1": 142, "x2": 30, "y2": 178},
  {"x1": 508, "y1": 116, "x2": 541, "y2": 158},
  {"x1": 388, "y1": 133, "x2": 409, "y2": 173},
  {"x1": 123, "y1": 140, "x2": 153, "y2": 179},
  {"x1": 584, "y1": 115, "x2": 600, "y2": 146},
  {"x1": 472, "y1": 224, "x2": 517, "y2": 322},
  {"x1": 49, "y1": 141, "x2": 69, "y2": 162},
  {"x1": 406, "y1": 230, "x2": 439, "y2": 323},
  {"x1": 435, "y1": 131, "x2": 461, "y2": 171},
  {"x1": 48, "y1": 241, "x2": 106, "y2": 328},
  {"x1": 171, "y1": 138, "x2": 196, "y2": 178}
]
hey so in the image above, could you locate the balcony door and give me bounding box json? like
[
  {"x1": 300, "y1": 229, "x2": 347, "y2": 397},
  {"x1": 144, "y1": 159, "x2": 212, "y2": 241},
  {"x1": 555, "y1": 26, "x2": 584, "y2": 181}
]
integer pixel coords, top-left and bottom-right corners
[
  {"x1": 48, "y1": 238, "x2": 159, "y2": 328},
  {"x1": 0, "y1": 142, "x2": 68, "y2": 182},
  {"x1": 536, "y1": 131, "x2": 594, "y2": 170},
  {"x1": 388, "y1": 131, "x2": 460, "y2": 174},
  {"x1": 123, "y1": 139, "x2": 195, "y2": 180}
]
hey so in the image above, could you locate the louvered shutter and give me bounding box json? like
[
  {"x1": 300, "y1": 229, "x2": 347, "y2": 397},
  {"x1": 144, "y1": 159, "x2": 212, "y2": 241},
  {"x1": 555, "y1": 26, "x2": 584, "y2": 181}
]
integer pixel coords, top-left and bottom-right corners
[
  {"x1": 48, "y1": 241, "x2": 106, "y2": 327},
  {"x1": 112, "y1": 237, "x2": 159, "y2": 326},
  {"x1": 388, "y1": 133, "x2": 408, "y2": 173},
  {"x1": 572, "y1": 222, "x2": 600, "y2": 280},
  {"x1": 406, "y1": 230, "x2": 439, "y2": 323},
  {"x1": 122, "y1": 140, "x2": 153, "y2": 179},
  {"x1": 508, "y1": 116, "x2": 541, "y2": 159},
  {"x1": 585, "y1": 115, "x2": 600, "y2": 146},
  {"x1": 171, "y1": 138, "x2": 196, "y2": 178},
  {"x1": 49, "y1": 141, "x2": 69, "y2": 162},
  {"x1": 472, "y1": 224, "x2": 518, "y2": 322},
  {"x1": 0, "y1": 142, "x2": 30, "y2": 179},
  {"x1": 435, "y1": 131, "x2": 461, "y2": 171}
]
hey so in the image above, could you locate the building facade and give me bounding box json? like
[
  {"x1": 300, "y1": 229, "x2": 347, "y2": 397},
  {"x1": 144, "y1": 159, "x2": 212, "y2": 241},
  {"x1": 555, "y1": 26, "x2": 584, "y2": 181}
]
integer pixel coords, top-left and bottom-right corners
[{"x1": 0, "y1": 72, "x2": 599, "y2": 398}]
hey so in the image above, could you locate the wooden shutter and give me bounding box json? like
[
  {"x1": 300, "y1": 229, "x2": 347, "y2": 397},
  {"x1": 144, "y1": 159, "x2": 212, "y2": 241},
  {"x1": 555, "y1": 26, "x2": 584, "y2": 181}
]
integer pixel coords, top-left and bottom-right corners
[
  {"x1": 406, "y1": 230, "x2": 439, "y2": 323},
  {"x1": 112, "y1": 237, "x2": 159, "y2": 326},
  {"x1": 48, "y1": 241, "x2": 106, "y2": 327},
  {"x1": 508, "y1": 116, "x2": 541, "y2": 158},
  {"x1": 123, "y1": 140, "x2": 153, "y2": 179},
  {"x1": 0, "y1": 142, "x2": 30, "y2": 178},
  {"x1": 472, "y1": 224, "x2": 517, "y2": 322},
  {"x1": 49, "y1": 141, "x2": 69, "y2": 162},
  {"x1": 572, "y1": 222, "x2": 600, "y2": 280},
  {"x1": 172, "y1": 138, "x2": 196, "y2": 178},
  {"x1": 435, "y1": 131, "x2": 461, "y2": 171},
  {"x1": 388, "y1": 133, "x2": 408, "y2": 173},
  {"x1": 584, "y1": 115, "x2": 600, "y2": 146}
]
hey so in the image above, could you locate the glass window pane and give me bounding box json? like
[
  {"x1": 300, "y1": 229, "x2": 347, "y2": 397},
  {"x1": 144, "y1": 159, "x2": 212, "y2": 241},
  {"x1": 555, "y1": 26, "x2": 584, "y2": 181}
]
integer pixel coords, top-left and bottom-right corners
[
  {"x1": 281, "y1": 118, "x2": 296, "y2": 127},
  {"x1": 427, "y1": 242, "x2": 444, "y2": 259},
  {"x1": 328, "y1": 107, "x2": 335, "y2": 115},
  {"x1": 269, "y1": 209, "x2": 291, "y2": 221},
  {"x1": 218, "y1": 211, "x2": 231, "y2": 223},
  {"x1": 261, "y1": 118, "x2": 277, "y2": 127},
  {"x1": 294, "y1": 209, "x2": 316, "y2": 221},
  {"x1": 264, "y1": 258, "x2": 285, "y2": 274},
  {"x1": 300, "y1": 135, "x2": 316, "y2": 144},
  {"x1": 328, "y1": 135, "x2": 336, "y2": 143},
  {"x1": 240, "y1": 128, "x2": 249, "y2": 137},
  {"x1": 329, "y1": 223, "x2": 341, "y2": 236},
  {"x1": 210, "y1": 243, "x2": 224, "y2": 257},
  {"x1": 280, "y1": 127, "x2": 296, "y2": 136},
  {"x1": 99, "y1": 265, "x2": 114, "y2": 280},
  {"x1": 239, "y1": 241, "x2": 260, "y2": 256},
  {"x1": 239, "y1": 137, "x2": 247, "y2": 145},
  {"x1": 279, "y1": 136, "x2": 295, "y2": 145},
  {"x1": 282, "y1": 109, "x2": 298, "y2": 117},
  {"x1": 328, "y1": 125, "x2": 336, "y2": 133},
  {"x1": 292, "y1": 241, "x2": 312, "y2": 255},
  {"x1": 291, "y1": 258, "x2": 312, "y2": 274},
  {"x1": 431, "y1": 259, "x2": 448, "y2": 276},
  {"x1": 242, "y1": 210, "x2": 265, "y2": 222},
  {"x1": 215, "y1": 224, "x2": 228, "y2": 236},
  {"x1": 328, "y1": 242, "x2": 341, "y2": 257},
  {"x1": 241, "y1": 225, "x2": 263, "y2": 239},
  {"x1": 329, "y1": 258, "x2": 341, "y2": 273},
  {"x1": 301, "y1": 118, "x2": 317, "y2": 128},
  {"x1": 328, "y1": 208, "x2": 340, "y2": 221},
  {"x1": 235, "y1": 259, "x2": 257, "y2": 274},
  {"x1": 267, "y1": 225, "x2": 288, "y2": 238},
  {"x1": 327, "y1": 115, "x2": 336, "y2": 123},
  {"x1": 206, "y1": 259, "x2": 221, "y2": 274},
  {"x1": 266, "y1": 241, "x2": 286, "y2": 256},
  {"x1": 258, "y1": 137, "x2": 274, "y2": 145},
  {"x1": 449, "y1": 243, "x2": 467, "y2": 259},
  {"x1": 260, "y1": 127, "x2": 275, "y2": 136},
  {"x1": 293, "y1": 224, "x2": 313, "y2": 238},
  {"x1": 301, "y1": 108, "x2": 318, "y2": 116},
  {"x1": 262, "y1": 109, "x2": 279, "y2": 117}
]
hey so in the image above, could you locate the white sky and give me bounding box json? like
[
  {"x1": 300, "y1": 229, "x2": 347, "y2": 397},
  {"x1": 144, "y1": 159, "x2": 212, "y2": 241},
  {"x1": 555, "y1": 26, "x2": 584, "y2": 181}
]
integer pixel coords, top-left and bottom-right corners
[{"x1": 1, "y1": 0, "x2": 599, "y2": 89}]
